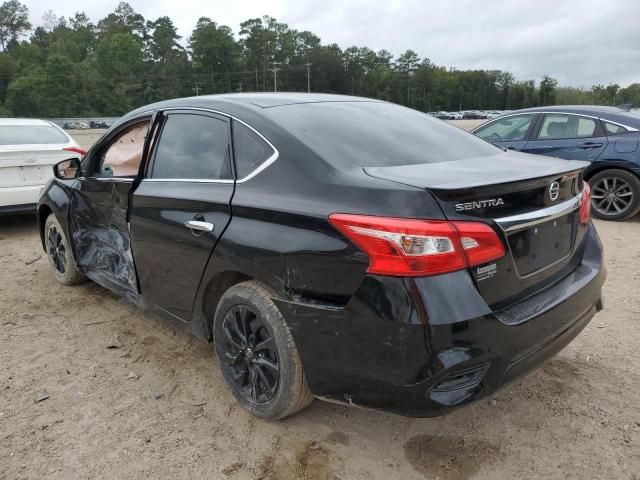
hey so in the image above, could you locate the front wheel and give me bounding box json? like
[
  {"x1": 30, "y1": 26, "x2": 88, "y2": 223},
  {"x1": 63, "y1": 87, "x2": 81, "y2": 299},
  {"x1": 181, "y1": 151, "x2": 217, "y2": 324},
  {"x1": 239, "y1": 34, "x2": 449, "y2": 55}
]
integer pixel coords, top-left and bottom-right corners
[
  {"x1": 589, "y1": 169, "x2": 640, "y2": 221},
  {"x1": 44, "y1": 214, "x2": 86, "y2": 285},
  {"x1": 213, "y1": 281, "x2": 314, "y2": 420}
]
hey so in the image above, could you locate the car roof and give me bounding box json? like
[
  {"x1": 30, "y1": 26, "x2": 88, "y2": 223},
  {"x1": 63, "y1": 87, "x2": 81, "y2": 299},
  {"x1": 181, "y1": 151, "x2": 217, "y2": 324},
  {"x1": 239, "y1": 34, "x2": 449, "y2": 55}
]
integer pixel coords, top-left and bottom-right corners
[
  {"x1": 510, "y1": 105, "x2": 640, "y2": 128},
  {"x1": 125, "y1": 93, "x2": 380, "y2": 115},
  {"x1": 115, "y1": 93, "x2": 386, "y2": 134},
  {"x1": 0, "y1": 118, "x2": 56, "y2": 126}
]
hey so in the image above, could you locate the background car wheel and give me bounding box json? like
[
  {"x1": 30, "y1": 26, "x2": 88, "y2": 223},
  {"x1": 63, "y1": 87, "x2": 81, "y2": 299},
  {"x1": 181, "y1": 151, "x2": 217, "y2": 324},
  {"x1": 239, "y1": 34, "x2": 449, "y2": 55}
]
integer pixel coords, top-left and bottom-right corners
[
  {"x1": 213, "y1": 280, "x2": 314, "y2": 420},
  {"x1": 588, "y1": 169, "x2": 640, "y2": 221},
  {"x1": 44, "y1": 214, "x2": 86, "y2": 285}
]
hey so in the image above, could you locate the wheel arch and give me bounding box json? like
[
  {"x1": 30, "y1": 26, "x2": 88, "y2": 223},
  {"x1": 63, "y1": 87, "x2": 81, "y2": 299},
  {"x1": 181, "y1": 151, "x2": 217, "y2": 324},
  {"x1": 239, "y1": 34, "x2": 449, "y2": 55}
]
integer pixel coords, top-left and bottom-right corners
[
  {"x1": 37, "y1": 203, "x2": 53, "y2": 251},
  {"x1": 201, "y1": 270, "x2": 254, "y2": 340},
  {"x1": 583, "y1": 161, "x2": 640, "y2": 182}
]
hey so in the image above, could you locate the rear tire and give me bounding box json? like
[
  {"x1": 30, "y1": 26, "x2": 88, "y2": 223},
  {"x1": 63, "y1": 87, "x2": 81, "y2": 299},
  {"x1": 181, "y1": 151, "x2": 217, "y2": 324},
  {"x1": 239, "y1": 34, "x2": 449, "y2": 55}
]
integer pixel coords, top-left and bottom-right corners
[
  {"x1": 44, "y1": 214, "x2": 86, "y2": 285},
  {"x1": 588, "y1": 169, "x2": 640, "y2": 221},
  {"x1": 213, "y1": 281, "x2": 314, "y2": 420}
]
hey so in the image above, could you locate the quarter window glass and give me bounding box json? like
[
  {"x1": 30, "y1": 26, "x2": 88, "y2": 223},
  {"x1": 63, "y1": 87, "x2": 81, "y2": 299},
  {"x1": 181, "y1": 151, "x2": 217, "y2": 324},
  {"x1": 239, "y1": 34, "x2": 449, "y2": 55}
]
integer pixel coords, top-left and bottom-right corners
[
  {"x1": 98, "y1": 121, "x2": 149, "y2": 177},
  {"x1": 233, "y1": 122, "x2": 275, "y2": 179},
  {"x1": 151, "y1": 114, "x2": 231, "y2": 180},
  {"x1": 475, "y1": 115, "x2": 534, "y2": 142},
  {"x1": 538, "y1": 114, "x2": 596, "y2": 140},
  {"x1": 603, "y1": 122, "x2": 628, "y2": 136}
]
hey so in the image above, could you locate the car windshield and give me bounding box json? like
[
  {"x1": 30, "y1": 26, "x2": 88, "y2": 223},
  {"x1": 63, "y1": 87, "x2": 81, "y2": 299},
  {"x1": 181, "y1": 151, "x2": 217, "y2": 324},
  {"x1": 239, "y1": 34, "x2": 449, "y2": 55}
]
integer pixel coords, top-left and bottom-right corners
[
  {"x1": 0, "y1": 125, "x2": 69, "y2": 145},
  {"x1": 266, "y1": 101, "x2": 501, "y2": 168}
]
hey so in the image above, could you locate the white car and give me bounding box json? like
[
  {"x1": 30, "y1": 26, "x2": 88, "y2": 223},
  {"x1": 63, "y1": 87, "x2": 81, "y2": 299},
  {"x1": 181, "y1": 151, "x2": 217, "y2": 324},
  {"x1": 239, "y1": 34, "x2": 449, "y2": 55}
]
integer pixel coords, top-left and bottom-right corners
[{"x1": 0, "y1": 119, "x2": 85, "y2": 214}]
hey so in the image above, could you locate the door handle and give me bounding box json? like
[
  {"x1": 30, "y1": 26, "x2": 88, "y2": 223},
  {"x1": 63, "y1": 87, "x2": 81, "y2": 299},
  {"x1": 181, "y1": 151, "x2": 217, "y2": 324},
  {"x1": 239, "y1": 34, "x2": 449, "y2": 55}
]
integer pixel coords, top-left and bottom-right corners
[
  {"x1": 184, "y1": 220, "x2": 214, "y2": 232},
  {"x1": 527, "y1": 146, "x2": 554, "y2": 150},
  {"x1": 578, "y1": 142, "x2": 603, "y2": 149}
]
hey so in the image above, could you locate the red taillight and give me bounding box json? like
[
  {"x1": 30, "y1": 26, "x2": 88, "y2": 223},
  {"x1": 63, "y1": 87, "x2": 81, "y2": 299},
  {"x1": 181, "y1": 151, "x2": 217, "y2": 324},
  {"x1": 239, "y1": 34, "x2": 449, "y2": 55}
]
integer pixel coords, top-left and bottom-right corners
[
  {"x1": 328, "y1": 214, "x2": 505, "y2": 277},
  {"x1": 580, "y1": 181, "x2": 591, "y2": 225},
  {"x1": 63, "y1": 146, "x2": 87, "y2": 157}
]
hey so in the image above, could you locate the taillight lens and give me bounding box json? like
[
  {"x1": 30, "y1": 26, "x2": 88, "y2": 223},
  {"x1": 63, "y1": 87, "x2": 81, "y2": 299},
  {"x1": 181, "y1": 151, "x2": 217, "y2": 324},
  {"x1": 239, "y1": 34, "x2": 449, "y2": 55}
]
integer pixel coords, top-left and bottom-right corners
[
  {"x1": 63, "y1": 146, "x2": 87, "y2": 157},
  {"x1": 328, "y1": 214, "x2": 505, "y2": 277},
  {"x1": 580, "y1": 181, "x2": 591, "y2": 225}
]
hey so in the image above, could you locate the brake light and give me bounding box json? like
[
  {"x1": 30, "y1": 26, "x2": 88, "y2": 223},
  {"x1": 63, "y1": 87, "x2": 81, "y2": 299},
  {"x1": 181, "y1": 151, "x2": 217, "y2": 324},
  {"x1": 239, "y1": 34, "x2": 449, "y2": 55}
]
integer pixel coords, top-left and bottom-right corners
[
  {"x1": 63, "y1": 147, "x2": 87, "y2": 157},
  {"x1": 580, "y1": 181, "x2": 591, "y2": 225},
  {"x1": 328, "y1": 214, "x2": 505, "y2": 277}
]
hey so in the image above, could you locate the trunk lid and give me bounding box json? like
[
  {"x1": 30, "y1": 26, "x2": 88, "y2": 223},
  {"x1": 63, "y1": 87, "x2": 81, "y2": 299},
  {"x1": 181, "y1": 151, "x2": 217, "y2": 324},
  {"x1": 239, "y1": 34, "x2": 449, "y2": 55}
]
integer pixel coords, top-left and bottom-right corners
[
  {"x1": 0, "y1": 146, "x2": 79, "y2": 188},
  {"x1": 365, "y1": 152, "x2": 589, "y2": 308}
]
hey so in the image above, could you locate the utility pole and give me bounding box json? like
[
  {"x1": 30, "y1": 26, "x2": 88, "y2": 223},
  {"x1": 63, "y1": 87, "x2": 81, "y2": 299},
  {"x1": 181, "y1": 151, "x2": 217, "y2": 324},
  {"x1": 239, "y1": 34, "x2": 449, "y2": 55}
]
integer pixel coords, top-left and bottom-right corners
[
  {"x1": 255, "y1": 68, "x2": 259, "y2": 91},
  {"x1": 237, "y1": 81, "x2": 243, "y2": 93},
  {"x1": 193, "y1": 82, "x2": 200, "y2": 96},
  {"x1": 271, "y1": 62, "x2": 281, "y2": 92},
  {"x1": 304, "y1": 63, "x2": 312, "y2": 93}
]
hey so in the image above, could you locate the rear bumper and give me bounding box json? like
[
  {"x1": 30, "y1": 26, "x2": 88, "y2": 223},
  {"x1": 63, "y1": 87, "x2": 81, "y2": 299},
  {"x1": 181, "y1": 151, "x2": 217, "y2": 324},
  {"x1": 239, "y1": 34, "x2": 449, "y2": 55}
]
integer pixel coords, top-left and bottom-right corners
[
  {"x1": 0, "y1": 185, "x2": 45, "y2": 211},
  {"x1": 278, "y1": 224, "x2": 605, "y2": 417}
]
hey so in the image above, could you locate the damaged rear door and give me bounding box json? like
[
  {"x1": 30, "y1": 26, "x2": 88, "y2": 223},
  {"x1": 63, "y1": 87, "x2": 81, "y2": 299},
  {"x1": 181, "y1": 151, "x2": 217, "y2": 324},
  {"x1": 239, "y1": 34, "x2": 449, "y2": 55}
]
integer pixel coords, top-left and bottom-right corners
[
  {"x1": 129, "y1": 110, "x2": 235, "y2": 321},
  {"x1": 69, "y1": 117, "x2": 152, "y2": 299}
]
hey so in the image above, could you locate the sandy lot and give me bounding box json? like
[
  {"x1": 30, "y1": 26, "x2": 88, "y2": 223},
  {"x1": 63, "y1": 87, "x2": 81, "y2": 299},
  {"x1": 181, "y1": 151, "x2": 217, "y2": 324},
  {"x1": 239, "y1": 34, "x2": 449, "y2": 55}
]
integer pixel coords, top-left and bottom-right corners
[{"x1": 1, "y1": 125, "x2": 639, "y2": 480}]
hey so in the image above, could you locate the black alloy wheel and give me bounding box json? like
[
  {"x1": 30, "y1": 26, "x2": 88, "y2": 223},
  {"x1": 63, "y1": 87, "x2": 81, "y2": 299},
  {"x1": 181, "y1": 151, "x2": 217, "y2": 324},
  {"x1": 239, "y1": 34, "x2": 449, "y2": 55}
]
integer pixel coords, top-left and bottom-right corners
[
  {"x1": 213, "y1": 281, "x2": 313, "y2": 419},
  {"x1": 44, "y1": 214, "x2": 86, "y2": 285},
  {"x1": 220, "y1": 304, "x2": 280, "y2": 404},
  {"x1": 47, "y1": 224, "x2": 66, "y2": 276}
]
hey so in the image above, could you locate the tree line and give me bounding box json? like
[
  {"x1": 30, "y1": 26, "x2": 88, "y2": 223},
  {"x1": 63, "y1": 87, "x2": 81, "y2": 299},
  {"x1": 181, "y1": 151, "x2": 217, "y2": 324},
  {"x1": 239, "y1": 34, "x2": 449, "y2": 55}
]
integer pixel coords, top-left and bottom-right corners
[{"x1": 0, "y1": 1, "x2": 637, "y2": 118}]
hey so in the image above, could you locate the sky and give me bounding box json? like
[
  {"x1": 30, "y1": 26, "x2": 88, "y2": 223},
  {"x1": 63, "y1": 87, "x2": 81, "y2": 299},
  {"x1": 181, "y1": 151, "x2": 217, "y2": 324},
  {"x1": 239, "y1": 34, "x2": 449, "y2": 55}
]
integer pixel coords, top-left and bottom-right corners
[{"x1": 26, "y1": 0, "x2": 640, "y2": 87}]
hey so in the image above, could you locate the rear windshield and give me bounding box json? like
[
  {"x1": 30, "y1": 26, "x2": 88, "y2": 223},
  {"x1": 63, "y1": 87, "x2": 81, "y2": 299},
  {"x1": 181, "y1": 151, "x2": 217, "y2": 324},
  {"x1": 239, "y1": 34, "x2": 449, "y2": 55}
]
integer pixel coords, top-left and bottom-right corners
[
  {"x1": 266, "y1": 101, "x2": 501, "y2": 168},
  {"x1": 0, "y1": 125, "x2": 69, "y2": 145}
]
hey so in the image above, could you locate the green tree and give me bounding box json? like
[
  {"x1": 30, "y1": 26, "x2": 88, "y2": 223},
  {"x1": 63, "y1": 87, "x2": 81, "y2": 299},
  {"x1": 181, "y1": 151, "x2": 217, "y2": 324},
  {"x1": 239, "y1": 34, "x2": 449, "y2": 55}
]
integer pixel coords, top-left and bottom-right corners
[
  {"x1": 0, "y1": 0, "x2": 31, "y2": 50},
  {"x1": 539, "y1": 75, "x2": 558, "y2": 106},
  {"x1": 147, "y1": 16, "x2": 182, "y2": 63}
]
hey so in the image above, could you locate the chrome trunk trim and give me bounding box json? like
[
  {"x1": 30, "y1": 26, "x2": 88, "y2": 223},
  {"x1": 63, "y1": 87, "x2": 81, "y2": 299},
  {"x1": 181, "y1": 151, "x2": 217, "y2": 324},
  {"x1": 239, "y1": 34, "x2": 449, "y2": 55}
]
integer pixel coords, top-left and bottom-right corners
[{"x1": 495, "y1": 193, "x2": 582, "y2": 232}]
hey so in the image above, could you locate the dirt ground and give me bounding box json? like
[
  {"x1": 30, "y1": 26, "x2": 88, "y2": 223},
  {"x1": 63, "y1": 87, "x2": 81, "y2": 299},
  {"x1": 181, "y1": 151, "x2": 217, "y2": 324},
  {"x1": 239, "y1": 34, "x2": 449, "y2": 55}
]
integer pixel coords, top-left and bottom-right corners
[{"x1": 1, "y1": 126, "x2": 639, "y2": 480}]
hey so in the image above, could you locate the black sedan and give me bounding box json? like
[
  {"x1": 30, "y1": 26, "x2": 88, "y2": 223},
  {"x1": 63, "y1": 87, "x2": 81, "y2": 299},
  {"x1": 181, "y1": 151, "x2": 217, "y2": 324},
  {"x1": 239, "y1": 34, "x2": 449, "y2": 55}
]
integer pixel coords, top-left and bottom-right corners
[
  {"x1": 38, "y1": 94, "x2": 605, "y2": 419},
  {"x1": 473, "y1": 105, "x2": 640, "y2": 220}
]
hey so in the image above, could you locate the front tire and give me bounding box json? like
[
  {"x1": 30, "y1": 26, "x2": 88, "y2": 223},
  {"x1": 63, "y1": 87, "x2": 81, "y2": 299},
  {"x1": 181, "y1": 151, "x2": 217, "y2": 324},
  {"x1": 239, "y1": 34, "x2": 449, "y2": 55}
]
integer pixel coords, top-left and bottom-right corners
[
  {"x1": 44, "y1": 214, "x2": 86, "y2": 285},
  {"x1": 589, "y1": 169, "x2": 640, "y2": 221},
  {"x1": 213, "y1": 281, "x2": 313, "y2": 420}
]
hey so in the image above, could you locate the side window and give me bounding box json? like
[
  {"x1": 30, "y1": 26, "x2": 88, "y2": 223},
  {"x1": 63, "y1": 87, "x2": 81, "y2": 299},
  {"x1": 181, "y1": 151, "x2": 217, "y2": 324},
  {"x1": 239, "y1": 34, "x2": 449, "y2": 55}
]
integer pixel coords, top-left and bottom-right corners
[
  {"x1": 603, "y1": 122, "x2": 628, "y2": 136},
  {"x1": 151, "y1": 113, "x2": 231, "y2": 180},
  {"x1": 233, "y1": 121, "x2": 276, "y2": 179},
  {"x1": 98, "y1": 121, "x2": 150, "y2": 177},
  {"x1": 537, "y1": 114, "x2": 596, "y2": 140},
  {"x1": 475, "y1": 114, "x2": 534, "y2": 142}
]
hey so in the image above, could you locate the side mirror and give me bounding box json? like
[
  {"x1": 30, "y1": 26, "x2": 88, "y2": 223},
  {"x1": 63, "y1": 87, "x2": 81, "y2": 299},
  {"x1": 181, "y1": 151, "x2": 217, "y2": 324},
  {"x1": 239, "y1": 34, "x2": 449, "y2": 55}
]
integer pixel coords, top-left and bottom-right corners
[{"x1": 53, "y1": 158, "x2": 81, "y2": 180}]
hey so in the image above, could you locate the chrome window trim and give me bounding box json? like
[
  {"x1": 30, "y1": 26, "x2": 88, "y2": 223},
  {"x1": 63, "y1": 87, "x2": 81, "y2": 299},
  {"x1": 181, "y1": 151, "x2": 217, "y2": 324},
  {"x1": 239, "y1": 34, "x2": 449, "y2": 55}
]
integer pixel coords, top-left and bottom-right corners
[
  {"x1": 472, "y1": 111, "x2": 639, "y2": 134},
  {"x1": 154, "y1": 107, "x2": 280, "y2": 184},
  {"x1": 494, "y1": 193, "x2": 583, "y2": 233},
  {"x1": 142, "y1": 178, "x2": 234, "y2": 184},
  {"x1": 83, "y1": 177, "x2": 135, "y2": 182},
  {"x1": 601, "y1": 119, "x2": 637, "y2": 133}
]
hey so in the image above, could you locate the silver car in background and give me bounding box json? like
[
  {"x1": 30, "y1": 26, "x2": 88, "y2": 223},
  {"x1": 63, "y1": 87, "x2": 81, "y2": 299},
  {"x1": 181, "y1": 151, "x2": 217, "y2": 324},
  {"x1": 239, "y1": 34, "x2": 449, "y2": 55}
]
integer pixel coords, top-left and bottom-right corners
[{"x1": 0, "y1": 119, "x2": 85, "y2": 214}]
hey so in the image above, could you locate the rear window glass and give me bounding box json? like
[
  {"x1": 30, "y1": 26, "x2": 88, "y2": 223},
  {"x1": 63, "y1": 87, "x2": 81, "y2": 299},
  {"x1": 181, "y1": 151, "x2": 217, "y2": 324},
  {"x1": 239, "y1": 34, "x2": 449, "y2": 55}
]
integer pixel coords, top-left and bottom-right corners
[
  {"x1": 538, "y1": 114, "x2": 597, "y2": 140},
  {"x1": 266, "y1": 102, "x2": 501, "y2": 168},
  {"x1": 0, "y1": 125, "x2": 68, "y2": 145}
]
